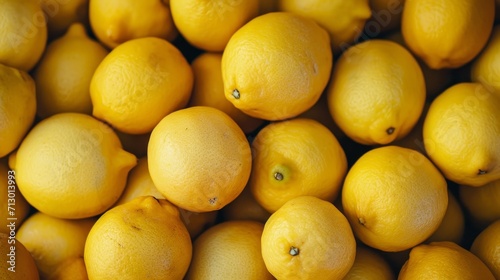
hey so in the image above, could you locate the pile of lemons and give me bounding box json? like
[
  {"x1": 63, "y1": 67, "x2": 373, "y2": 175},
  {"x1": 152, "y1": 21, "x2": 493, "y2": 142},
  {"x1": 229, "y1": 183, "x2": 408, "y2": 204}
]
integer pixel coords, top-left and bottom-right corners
[{"x1": 1, "y1": 0, "x2": 500, "y2": 279}]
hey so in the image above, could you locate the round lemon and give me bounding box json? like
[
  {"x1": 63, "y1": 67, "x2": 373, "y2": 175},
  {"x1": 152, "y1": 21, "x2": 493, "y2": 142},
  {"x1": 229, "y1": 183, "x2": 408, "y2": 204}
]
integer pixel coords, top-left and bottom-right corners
[
  {"x1": 459, "y1": 180, "x2": 500, "y2": 228},
  {"x1": 471, "y1": 26, "x2": 500, "y2": 93},
  {"x1": 470, "y1": 219, "x2": 500, "y2": 279}
]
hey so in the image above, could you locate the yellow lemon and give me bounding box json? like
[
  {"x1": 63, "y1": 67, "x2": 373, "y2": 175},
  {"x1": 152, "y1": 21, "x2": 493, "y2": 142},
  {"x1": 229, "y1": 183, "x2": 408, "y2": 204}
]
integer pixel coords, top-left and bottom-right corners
[
  {"x1": 327, "y1": 39, "x2": 425, "y2": 145},
  {"x1": 41, "y1": 0, "x2": 89, "y2": 38},
  {"x1": 423, "y1": 83, "x2": 500, "y2": 187},
  {"x1": 188, "y1": 52, "x2": 264, "y2": 134},
  {"x1": 16, "y1": 212, "x2": 95, "y2": 279},
  {"x1": 90, "y1": 37, "x2": 193, "y2": 134},
  {"x1": 0, "y1": 160, "x2": 30, "y2": 234},
  {"x1": 84, "y1": 196, "x2": 192, "y2": 280},
  {"x1": 249, "y1": 118, "x2": 347, "y2": 213},
  {"x1": 342, "y1": 146, "x2": 448, "y2": 252},
  {"x1": 470, "y1": 219, "x2": 500, "y2": 279},
  {"x1": 425, "y1": 191, "x2": 465, "y2": 244},
  {"x1": 343, "y1": 246, "x2": 395, "y2": 280},
  {"x1": 148, "y1": 106, "x2": 252, "y2": 212},
  {"x1": 51, "y1": 257, "x2": 88, "y2": 280},
  {"x1": 471, "y1": 25, "x2": 500, "y2": 93},
  {"x1": 261, "y1": 196, "x2": 356, "y2": 280},
  {"x1": 0, "y1": 0, "x2": 47, "y2": 71},
  {"x1": 34, "y1": 23, "x2": 108, "y2": 118},
  {"x1": 220, "y1": 186, "x2": 271, "y2": 224},
  {"x1": 0, "y1": 63, "x2": 36, "y2": 158},
  {"x1": 278, "y1": 0, "x2": 371, "y2": 50},
  {"x1": 459, "y1": 179, "x2": 500, "y2": 229},
  {"x1": 185, "y1": 220, "x2": 274, "y2": 280},
  {"x1": 222, "y1": 12, "x2": 332, "y2": 121},
  {"x1": 170, "y1": 0, "x2": 259, "y2": 52},
  {"x1": 10, "y1": 113, "x2": 137, "y2": 219},
  {"x1": 89, "y1": 0, "x2": 177, "y2": 49},
  {"x1": 398, "y1": 241, "x2": 495, "y2": 279},
  {"x1": 402, "y1": 0, "x2": 495, "y2": 69},
  {"x1": 0, "y1": 233, "x2": 39, "y2": 280}
]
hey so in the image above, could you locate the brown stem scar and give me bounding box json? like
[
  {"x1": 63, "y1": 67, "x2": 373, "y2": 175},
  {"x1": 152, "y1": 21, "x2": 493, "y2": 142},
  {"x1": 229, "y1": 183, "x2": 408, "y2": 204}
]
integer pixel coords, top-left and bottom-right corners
[
  {"x1": 359, "y1": 217, "x2": 366, "y2": 226},
  {"x1": 232, "y1": 89, "x2": 240, "y2": 99},
  {"x1": 289, "y1": 246, "x2": 299, "y2": 256},
  {"x1": 478, "y1": 169, "x2": 487, "y2": 175},
  {"x1": 274, "y1": 172, "x2": 284, "y2": 181},
  {"x1": 386, "y1": 127, "x2": 395, "y2": 135}
]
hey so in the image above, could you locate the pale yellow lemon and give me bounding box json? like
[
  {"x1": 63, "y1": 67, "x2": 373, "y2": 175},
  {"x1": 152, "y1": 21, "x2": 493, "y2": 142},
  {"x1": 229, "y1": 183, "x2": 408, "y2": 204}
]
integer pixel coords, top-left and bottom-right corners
[
  {"x1": 261, "y1": 196, "x2": 356, "y2": 280},
  {"x1": 0, "y1": 0, "x2": 47, "y2": 71},
  {"x1": 90, "y1": 37, "x2": 193, "y2": 134},
  {"x1": 148, "y1": 106, "x2": 252, "y2": 212},
  {"x1": 185, "y1": 220, "x2": 273, "y2": 280},
  {"x1": 170, "y1": 0, "x2": 259, "y2": 52},
  {"x1": 423, "y1": 83, "x2": 500, "y2": 187},
  {"x1": 249, "y1": 118, "x2": 347, "y2": 213},
  {"x1": 278, "y1": 0, "x2": 371, "y2": 50},
  {"x1": 398, "y1": 241, "x2": 495, "y2": 279},
  {"x1": 34, "y1": 23, "x2": 108, "y2": 118},
  {"x1": 89, "y1": 0, "x2": 177, "y2": 49},
  {"x1": 402, "y1": 0, "x2": 495, "y2": 69},
  {"x1": 10, "y1": 113, "x2": 137, "y2": 219},
  {"x1": 342, "y1": 146, "x2": 448, "y2": 252},
  {"x1": 327, "y1": 39, "x2": 425, "y2": 145},
  {"x1": 222, "y1": 12, "x2": 332, "y2": 121},
  {"x1": 0, "y1": 63, "x2": 36, "y2": 158},
  {"x1": 16, "y1": 212, "x2": 95, "y2": 279},
  {"x1": 189, "y1": 52, "x2": 264, "y2": 134},
  {"x1": 84, "y1": 196, "x2": 192, "y2": 280}
]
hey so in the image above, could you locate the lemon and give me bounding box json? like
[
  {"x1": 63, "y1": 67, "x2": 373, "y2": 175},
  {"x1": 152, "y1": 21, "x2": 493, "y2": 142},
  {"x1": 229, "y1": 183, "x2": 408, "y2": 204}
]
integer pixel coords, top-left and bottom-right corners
[
  {"x1": 148, "y1": 106, "x2": 252, "y2": 212},
  {"x1": 399, "y1": 241, "x2": 495, "y2": 279},
  {"x1": 34, "y1": 23, "x2": 108, "y2": 118},
  {"x1": 10, "y1": 113, "x2": 137, "y2": 219},
  {"x1": 470, "y1": 219, "x2": 500, "y2": 279},
  {"x1": 222, "y1": 12, "x2": 332, "y2": 121},
  {"x1": 89, "y1": 0, "x2": 177, "y2": 49},
  {"x1": 90, "y1": 37, "x2": 193, "y2": 134},
  {"x1": 249, "y1": 118, "x2": 347, "y2": 213},
  {"x1": 261, "y1": 196, "x2": 356, "y2": 279},
  {"x1": 471, "y1": 26, "x2": 500, "y2": 93},
  {"x1": 0, "y1": 233, "x2": 39, "y2": 280},
  {"x1": 84, "y1": 196, "x2": 192, "y2": 280},
  {"x1": 17, "y1": 212, "x2": 95, "y2": 279},
  {"x1": 426, "y1": 192, "x2": 465, "y2": 244},
  {"x1": 402, "y1": 0, "x2": 495, "y2": 69},
  {"x1": 170, "y1": 0, "x2": 259, "y2": 52},
  {"x1": 0, "y1": 160, "x2": 30, "y2": 234},
  {"x1": 423, "y1": 83, "x2": 500, "y2": 187},
  {"x1": 278, "y1": 0, "x2": 371, "y2": 51},
  {"x1": 0, "y1": 63, "x2": 36, "y2": 158},
  {"x1": 459, "y1": 179, "x2": 500, "y2": 228},
  {"x1": 343, "y1": 246, "x2": 395, "y2": 280},
  {"x1": 41, "y1": 0, "x2": 89, "y2": 38},
  {"x1": 327, "y1": 39, "x2": 425, "y2": 145},
  {"x1": 342, "y1": 146, "x2": 448, "y2": 252},
  {"x1": 0, "y1": 0, "x2": 47, "y2": 71}
]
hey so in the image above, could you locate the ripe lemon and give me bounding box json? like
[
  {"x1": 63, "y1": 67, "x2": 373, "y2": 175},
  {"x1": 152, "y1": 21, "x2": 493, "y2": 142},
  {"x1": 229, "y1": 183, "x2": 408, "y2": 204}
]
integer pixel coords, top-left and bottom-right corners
[
  {"x1": 34, "y1": 23, "x2": 108, "y2": 118},
  {"x1": 0, "y1": 0, "x2": 47, "y2": 71},
  {"x1": 261, "y1": 196, "x2": 356, "y2": 280},
  {"x1": 426, "y1": 191, "x2": 465, "y2": 244},
  {"x1": 343, "y1": 246, "x2": 395, "y2": 280},
  {"x1": 185, "y1": 220, "x2": 273, "y2": 280},
  {"x1": 402, "y1": 0, "x2": 495, "y2": 69},
  {"x1": 222, "y1": 12, "x2": 332, "y2": 121},
  {"x1": 0, "y1": 160, "x2": 30, "y2": 234},
  {"x1": 459, "y1": 180, "x2": 500, "y2": 228},
  {"x1": 41, "y1": 0, "x2": 89, "y2": 38},
  {"x1": 470, "y1": 219, "x2": 500, "y2": 279},
  {"x1": 84, "y1": 196, "x2": 192, "y2": 280},
  {"x1": 342, "y1": 146, "x2": 448, "y2": 252},
  {"x1": 51, "y1": 257, "x2": 88, "y2": 280},
  {"x1": 277, "y1": 0, "x2": 371, "y2": 50},
  {"x1": 16, "y1": 212, "x2": 95, "y2": 279},
  {"x1": 10, "y1": 113, "x2": 137, "y2": 219},
  {"x1": 0, "y1": 233, "x2": 39, "y2": 280},
  {"x1": 398, "y1": 241, "x2": 495, "y2": 279},
  {"x1": 471, "y1": 26, "x2": 500, "y2": 93},
  {"x1": 220, "y1": 186, "x2": 271, "y2": 224},
  {"x1": 89, "y1": 0, "x2": 177, "y2": 49},
  {"x1": 90, "y1": 37, "x2": 193, "y2": 134},
  {"x1": 423, "y1": 83, "x2": 500, "y2": 187},
  {"x1": 170, "y1": 0, "x2": 259, "y2": 52},
  {"x1": 0, "y1": 63, "x2": 36, "y2": 158},
  {"x1": 114, "y1": 157, "x2": 218, "y2": 238},
  {"x1": 189, "y1": 52, "x2": 264, "y2": 134},
  {"x1": 249, "y1": 118, "x2": 347, "y2": 213},
  {"x1": 327, "y1": 39, "x2": 425, "y2": 145},
  {"x1": 148, "y1": 106, "x2": 252, "y2": 212}
]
